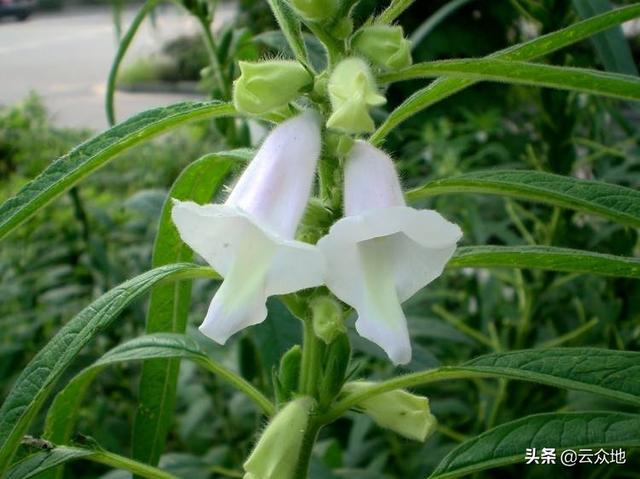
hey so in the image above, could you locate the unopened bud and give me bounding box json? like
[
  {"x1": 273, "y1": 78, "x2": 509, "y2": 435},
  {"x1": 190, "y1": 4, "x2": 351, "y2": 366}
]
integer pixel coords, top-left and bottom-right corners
[
  {"x1": 327, "y1": 58, "x2": 386, "y2": 134},
  {"x1": 311, "y1": 296, "x2": 345, "y2": 344},
  {"x1": 342, "y1": 382, "x2": 437, "y2": 441},
  {"x1": 244, "y1": 397, "x2": 314, "y2": 479},
  {"x1": 352, "y1": 25, "x2": 412, "y2": 71},
  {"x1": 233, "y1": 61, "x2": 313, "y2": 115}
]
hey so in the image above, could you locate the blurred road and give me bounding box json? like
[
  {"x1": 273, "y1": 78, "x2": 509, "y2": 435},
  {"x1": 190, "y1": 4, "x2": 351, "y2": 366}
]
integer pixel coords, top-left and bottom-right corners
[{"x1": 0, "y1": 4, "x2": 234, "y2": 130}]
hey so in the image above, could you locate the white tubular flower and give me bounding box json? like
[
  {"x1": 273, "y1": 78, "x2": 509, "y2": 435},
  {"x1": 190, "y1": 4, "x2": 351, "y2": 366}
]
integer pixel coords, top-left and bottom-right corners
[
  {"x1": 172, "y1": 112, "x2": 324, "y2": 344},
  {"x1": 317, "y1": 141, "x2": 462, "y2": 365}
]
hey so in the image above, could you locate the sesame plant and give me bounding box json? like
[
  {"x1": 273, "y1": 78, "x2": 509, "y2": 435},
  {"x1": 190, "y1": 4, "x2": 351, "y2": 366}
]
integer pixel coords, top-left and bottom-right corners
[{"x1": 1, "y1": 1, "x2": 640, "y2": 478}]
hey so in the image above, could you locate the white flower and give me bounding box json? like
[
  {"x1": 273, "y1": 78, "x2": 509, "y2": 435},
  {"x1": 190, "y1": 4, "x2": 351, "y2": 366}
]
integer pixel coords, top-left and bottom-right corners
[
  {"x1": 172, "y1": 112, "x2": 324, "y2": 344},
  {"x1": 317, "y1": 141, "x2": 462, "y2": 365}
]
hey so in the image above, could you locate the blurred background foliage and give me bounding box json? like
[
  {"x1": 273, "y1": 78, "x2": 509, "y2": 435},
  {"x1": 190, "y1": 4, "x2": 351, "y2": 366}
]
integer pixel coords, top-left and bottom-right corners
[{"x1": 2, "y1": 0, "x2": 640, "y2": 478}]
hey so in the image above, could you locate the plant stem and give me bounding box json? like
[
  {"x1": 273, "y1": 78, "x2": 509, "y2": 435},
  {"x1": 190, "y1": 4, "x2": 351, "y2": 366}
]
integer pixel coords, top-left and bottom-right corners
[
  {"x1": 300, "y1": 319, "x2": 322, "y2": 397},
  {"x1": 294, "y1": 419, "x2": 320, "y2": 478},
  {"x1": 199, "y1": 357, "x2": 276, "y2": 417},
  {"x1": 106, "y1": 0, "x2": 157, "y2": 125},
  {"x1": 197, "y1": 16, "x2": 229, "y2": 100},
  {"x1": 376, "y1": 0, "x2": 416, "y2": 24}
]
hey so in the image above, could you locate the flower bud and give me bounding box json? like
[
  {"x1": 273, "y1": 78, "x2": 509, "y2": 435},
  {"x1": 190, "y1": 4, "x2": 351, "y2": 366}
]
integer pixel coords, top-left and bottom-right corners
[
  {"x1": 233, "y1": 60, "x2": 313, "y2": 115},
  {"x1": 352, "y1": 25, "x2": 412, "y2": 71},
  {"x1": 243, "y1": 397, "x2": 314, "y2": 479},
  {"x1": 275, "y1": 345, "x2": 302, "y2": 404},
  {"x1": 342, "y1": 382, "x2": 437, "y2": 441},
  {"x1": 327, "y1": 58, "x2": 386, "y2": 134},
  {"x1": 318, "y1": 333, "x2": 350, "y2": 409},
  {"x1": 290, "y1": 0, "x2": 338, "y2": 23},
  {"x1": 311, "y1": 296, "x2": 345, "y2": 344}
]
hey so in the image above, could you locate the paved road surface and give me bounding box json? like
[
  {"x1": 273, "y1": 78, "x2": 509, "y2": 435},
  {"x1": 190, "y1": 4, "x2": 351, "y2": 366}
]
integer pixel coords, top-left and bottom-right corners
[{"x1": 0, "y1": 4, "x2": 234, "y2": 130}]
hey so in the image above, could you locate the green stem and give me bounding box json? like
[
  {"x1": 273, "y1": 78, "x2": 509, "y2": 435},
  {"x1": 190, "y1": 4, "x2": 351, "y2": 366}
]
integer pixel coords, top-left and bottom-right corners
[
  {"x1": 294, "y1": 419, "x2": 320, "y2": 479},
  {"x1": 197, "y1": 15, "x2": 229, "y2": 100},
  {"x1": 106, "y1": 0, "x2": 157, "y2": 125},
  {"x1": 299, "y1": 320, "x2": 322, "y2": 397},
  {"x1": 432, "y1": 305, "x2": 494, "y2": 349},
  {"x1": 91, "y1": 449, "x2": 178, "y2": 479},
  {"x1": 199, "y1": 358, "x2": 276, "y2": 417},
  {"x1": 376, "y1": 0, "x2": 416, "y2": 24}
]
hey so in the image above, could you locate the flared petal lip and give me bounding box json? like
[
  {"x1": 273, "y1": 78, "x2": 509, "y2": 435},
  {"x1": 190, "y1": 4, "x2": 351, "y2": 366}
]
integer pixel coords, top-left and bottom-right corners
[
  {"x1": 321, "y1": 205, "x2": 462, "y2": 249},
  {"x1": 317, "y1": 205, "x2": 462, "y2": 308},
  {"x1": 171, "y1": 199, "x2": 325, "y2": 293}
]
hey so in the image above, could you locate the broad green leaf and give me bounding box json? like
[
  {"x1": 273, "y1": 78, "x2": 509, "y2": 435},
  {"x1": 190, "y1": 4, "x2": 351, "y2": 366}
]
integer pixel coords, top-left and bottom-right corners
[
  {"x1": 266, "y1": 0, "x2": 310, "y2": 69},
  {"x1": 429, "y1": 412, "x2": 640, "y2": 479},
  {"x1": 449, "y1": 245, "x2": 640, "y2": 278},
  {"x1": 44, "y1": 334, "x2": 273, "y2": 452},
  {"x1": 379, "y1": 59, "x2": 640, "y2": 102},
  {"x1": 106, "y1": 0, "x2": 158, "y2": 125},
  {"x1": 572, "y1": 0, "x2": 639, "y2": 76},
  {"x1": 329, "y1": 349, "x2": 640, "y2": 422},
  {"x1": 133, "y1": 150, "x2": 250, "y2": 469},
  {"x1": 371, "y1": 4, "x2": 640, "y2": 143},
  {"x1": 0, "y1": 264, "x2": 215, "y2": 474},
  {"x1": 0, "y1": 100, "x2": 235, "y2": 241},
  {"x1": 407, "y1": 170, "x2": 640, "y2": 228},
  {"x1": 6, "y1": 446, "x2": 177, "y2": 479}
]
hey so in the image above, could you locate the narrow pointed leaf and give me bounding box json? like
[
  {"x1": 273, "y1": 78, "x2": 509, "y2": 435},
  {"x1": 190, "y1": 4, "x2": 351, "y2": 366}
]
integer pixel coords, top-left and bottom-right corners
[
  {"x1": 0, "y1": 264, "x2": 215, "y2": 474},
  {"x1": 371, "y1": 4, "x2": 640, "y2": 143},
  {"x1": 407, "y1": 170, "x2": 640, "y2": 228},
  {"x1": 6, "y1": 446, "x2": 177, "y2": 479},
  {"x1": 329, "y1": 349, "x2": 640, "y2": 424},
  {"x1": 132, "y1": 150, "x2": 250, "y2": 468},
  {"x1": 572, "y1": 0, "x2": 638, "y2": 76},
  {"x1": 379, "y1": 59, "x2": 640, "y2": 102},
  {"x1": 449, "y1": 245, "x2": 640, "y2": 278},
  {"x1": 0, "y1": 100, "x2": 234, "y2": 241},
  {"x1": 44, "y1": 334, "x2": 274, "y2": 455},
  {"x1": 429, "y1": 412, "x2": 640, "y2": 479}
]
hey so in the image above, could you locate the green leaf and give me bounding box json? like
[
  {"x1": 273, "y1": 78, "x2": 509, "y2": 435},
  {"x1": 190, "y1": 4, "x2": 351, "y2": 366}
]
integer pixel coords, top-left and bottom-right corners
[
  {"x1": 370, "y1": 3, "x2": 640, "y2": 143},
  {"x1": 572, "y1": 0, "x2": 639, "y2": 76},
  {"x1": 6, "y1": 446, "x2": 177, "y2": 479},
  {"x1": 449, "y1": 245, "x2": 640, "y2": 278},
  {"x1": 327, "y1": 349, "x2": 640, "y2": 424},
  {"x1": 266, "y1": 0, "x2": 310, "y2": 69},
  {"x1": 105, "y1": 0, "x2": 158, "y2": 125},
  {"x1": 459, "y1": 348, "x2": 640, "y2": 406},
  {"x1": 0, "y1": 100, "x2": 235, "y2": 241},
  {"x1": 407, "y1": 170, "x2": 640, "y2": 228},
  {"x1": 43, "y1": 334, "x2": 274, "y2": 453},
  {"x1": 379, "y1": 59, "x2": 640, "y2": 102},
  {"x1": 132, "y1": 150, "x2": 250, "y2": 468},
  {"x1": 429, "y1": 412, "x2": 640, "y2": 479},
  {"x1": 0, "y1": 264, "x2": 215, "y2": 474}
]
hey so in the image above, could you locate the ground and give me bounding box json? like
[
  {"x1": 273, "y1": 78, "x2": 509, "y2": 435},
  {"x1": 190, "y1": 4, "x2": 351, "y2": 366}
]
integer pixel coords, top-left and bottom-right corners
[{"x1": 0, "y1": 3, "x2": 235, "y2": 130}]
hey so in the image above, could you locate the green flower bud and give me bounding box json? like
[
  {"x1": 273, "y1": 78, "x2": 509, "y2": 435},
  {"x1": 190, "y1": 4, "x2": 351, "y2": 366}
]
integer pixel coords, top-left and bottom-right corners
[
  {"x1": 311, "y1": 296, "x2": 345, "y2": 344},
  {"x1": 233, "y1": 60, "x2": 313, "y2": 115},
  {"x1": 352, "y1": 25, "x2": 412, "y2": 71},
  {"x1": 342, "y1": 382, "x2": 437, "y2": 441},
  {"x1": 274, "y1": 345, "x2": 302, "y2": 404},
  {"x1": 290, "y1": 0, "x2": 338, "y2": 23},
  {"x1": 329, "y1": 17, "x2": 353, "y2": 39},
  {"x1": 319, "y1": 333, "x2": 351, "y2": 409},
  {"x1": 327, "y1": 58, "x2": 386, "y2": 134},
  {"x1": 244, "y1": 397, "x2": 314, "y2": 479}
]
